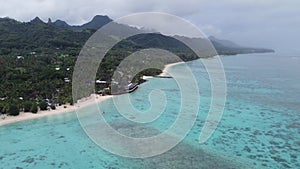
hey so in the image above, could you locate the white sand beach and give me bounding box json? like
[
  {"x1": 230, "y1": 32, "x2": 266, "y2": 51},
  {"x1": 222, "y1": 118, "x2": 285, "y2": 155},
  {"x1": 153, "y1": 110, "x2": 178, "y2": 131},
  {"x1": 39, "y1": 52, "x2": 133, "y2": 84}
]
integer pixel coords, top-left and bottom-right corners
[
  {"x1": 143, "y1": 61, "x2": 185, "y2": 80},
  {"x1": 158, "y1": 61, "x2": 184, "y2": 76},
  {"x1": 0, "y1": 94, "x2": 113, "y2": 127}
]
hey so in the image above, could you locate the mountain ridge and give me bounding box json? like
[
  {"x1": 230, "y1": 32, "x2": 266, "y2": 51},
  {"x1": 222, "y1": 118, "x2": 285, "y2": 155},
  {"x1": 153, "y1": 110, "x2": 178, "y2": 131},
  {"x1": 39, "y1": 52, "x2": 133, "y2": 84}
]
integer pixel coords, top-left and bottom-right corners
[
  {"x1": 0, "y1": 15, "x2": 274, "y2": 56},
  {"x1": 51, "y1": 15, "x2": 112, "y2": 30}
]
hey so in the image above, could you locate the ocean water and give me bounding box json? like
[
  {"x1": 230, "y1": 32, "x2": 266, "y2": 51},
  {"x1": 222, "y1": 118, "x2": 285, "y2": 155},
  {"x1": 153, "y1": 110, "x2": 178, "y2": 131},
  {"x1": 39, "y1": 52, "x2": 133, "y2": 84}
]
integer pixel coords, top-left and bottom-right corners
[{"x1": 0, "y1": 53, "x2": 299, "y2": 169}]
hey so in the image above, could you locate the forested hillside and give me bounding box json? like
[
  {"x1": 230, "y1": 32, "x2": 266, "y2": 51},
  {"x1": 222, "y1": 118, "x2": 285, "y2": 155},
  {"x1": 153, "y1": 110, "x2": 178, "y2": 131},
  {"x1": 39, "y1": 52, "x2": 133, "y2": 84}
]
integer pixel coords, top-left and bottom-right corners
[{"x1": 0, "y1": 16, "x2": 274, "y2": 115}]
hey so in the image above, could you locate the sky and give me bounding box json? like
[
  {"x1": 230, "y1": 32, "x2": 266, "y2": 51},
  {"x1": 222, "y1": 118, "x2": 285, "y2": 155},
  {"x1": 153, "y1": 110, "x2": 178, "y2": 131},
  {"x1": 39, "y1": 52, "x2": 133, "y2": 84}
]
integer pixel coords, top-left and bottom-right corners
[{"x1": 0, "y1": 0, "x2": 299, "y2": 53}]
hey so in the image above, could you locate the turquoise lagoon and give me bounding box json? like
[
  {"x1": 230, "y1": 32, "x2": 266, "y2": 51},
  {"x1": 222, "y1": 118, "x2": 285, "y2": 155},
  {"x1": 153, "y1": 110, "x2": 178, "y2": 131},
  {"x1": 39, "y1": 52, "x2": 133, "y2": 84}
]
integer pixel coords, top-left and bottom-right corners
[{"x1": 0, "y1": 53, "x2": 299, "y2": 169}]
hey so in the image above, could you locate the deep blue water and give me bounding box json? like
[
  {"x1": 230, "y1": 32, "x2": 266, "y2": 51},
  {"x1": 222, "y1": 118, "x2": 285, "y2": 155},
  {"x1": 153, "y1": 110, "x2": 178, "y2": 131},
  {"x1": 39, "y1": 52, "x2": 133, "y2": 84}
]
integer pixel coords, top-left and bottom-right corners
[{"x1": 0, "y1": 53, "x2": 299, "y2": 169}]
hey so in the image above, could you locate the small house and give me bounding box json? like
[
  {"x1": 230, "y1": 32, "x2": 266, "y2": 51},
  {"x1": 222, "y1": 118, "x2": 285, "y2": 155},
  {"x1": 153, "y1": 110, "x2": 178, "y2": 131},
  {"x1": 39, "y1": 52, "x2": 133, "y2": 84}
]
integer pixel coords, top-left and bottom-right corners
[
  {"x1": 64, "y1": 78, "x2": 70, "y2": 83},
  {"x1": 17, "y1": 56, "x2": 24, "y2": 59},
  {"x1": 96, "y1": 80, "x2": 107, "y2": 84}
]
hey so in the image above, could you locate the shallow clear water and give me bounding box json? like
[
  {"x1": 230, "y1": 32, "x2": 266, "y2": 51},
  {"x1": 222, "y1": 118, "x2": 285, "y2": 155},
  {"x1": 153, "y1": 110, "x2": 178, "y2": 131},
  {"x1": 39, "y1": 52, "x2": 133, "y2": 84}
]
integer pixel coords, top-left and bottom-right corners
[{"x1": 0, "y1": 53, "x2": 299, "y2": 169}]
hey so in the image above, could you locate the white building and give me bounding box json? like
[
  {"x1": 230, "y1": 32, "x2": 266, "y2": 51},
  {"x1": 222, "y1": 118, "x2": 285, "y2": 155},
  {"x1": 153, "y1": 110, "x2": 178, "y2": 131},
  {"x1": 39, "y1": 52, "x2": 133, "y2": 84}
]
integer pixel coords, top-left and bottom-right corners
[
  {"x1": 16, "y1": 56, "x2": 24, "y2": 59},
  {"x1": 64, "y1": 78, "x2": 70, "y2": 83},
  {"x1": 96, "y1": 80, "x2": 107, "y2": 84}
]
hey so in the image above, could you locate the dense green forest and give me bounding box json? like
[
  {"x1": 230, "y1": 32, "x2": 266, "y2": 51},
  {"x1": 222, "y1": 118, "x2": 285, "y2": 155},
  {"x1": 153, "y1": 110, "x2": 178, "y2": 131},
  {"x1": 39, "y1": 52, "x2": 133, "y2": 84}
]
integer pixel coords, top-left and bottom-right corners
[{"x1": 0, "y1": 16, "x2": 274, "y2": 116}]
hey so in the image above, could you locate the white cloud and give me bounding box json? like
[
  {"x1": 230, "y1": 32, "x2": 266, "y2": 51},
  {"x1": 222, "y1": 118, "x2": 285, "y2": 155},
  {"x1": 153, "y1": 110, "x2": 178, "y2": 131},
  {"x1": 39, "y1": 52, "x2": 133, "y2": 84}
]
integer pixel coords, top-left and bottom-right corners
[{"x1": 198, "y1": 24, "x2": 222, "y2": 37}]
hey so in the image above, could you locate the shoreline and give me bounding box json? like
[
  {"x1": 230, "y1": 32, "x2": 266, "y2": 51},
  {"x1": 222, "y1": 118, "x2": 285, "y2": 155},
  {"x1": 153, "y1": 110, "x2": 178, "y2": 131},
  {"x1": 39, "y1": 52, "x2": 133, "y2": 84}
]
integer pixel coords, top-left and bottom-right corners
[
  {"x1": 143, "y1": 61, "x2": 184, "y2": 80},
  {"x1": 159, "y1": 61, "x2": 184, "y2": 76},
  {"x1": 0, "y1": 94, "x2": 112, "y2": 127},
  {"x1": 0, "y1": 61, "x2": 183, "y2": 127}
]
